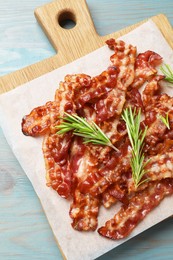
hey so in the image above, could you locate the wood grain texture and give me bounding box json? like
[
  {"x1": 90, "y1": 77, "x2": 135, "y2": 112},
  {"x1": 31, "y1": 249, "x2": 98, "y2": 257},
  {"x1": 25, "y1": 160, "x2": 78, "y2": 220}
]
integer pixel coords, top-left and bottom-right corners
[
  {"x1": 0, "y1": 0, "x2": 173, "y2": 260},
  {"x1": 0, "y1": 0, "x2": 173, "y2": 94}
]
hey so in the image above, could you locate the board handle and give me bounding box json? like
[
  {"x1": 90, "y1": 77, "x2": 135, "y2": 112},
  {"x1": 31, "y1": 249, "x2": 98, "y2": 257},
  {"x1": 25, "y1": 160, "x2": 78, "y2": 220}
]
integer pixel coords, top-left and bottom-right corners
[{"x1": 35, "y1": 0, "x2": 104, "y2": 63}]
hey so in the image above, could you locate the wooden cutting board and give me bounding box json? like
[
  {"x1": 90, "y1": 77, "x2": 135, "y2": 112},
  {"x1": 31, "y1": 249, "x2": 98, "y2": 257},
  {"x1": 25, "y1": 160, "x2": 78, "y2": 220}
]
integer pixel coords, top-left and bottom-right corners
[{"x1": 0, "y1": 0, "x2": 173, "y2": 94}]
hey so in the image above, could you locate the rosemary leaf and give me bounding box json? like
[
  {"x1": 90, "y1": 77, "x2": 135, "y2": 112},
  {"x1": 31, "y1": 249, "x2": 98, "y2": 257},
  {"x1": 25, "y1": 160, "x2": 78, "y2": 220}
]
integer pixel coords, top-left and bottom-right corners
[
  {"x1": 159, "y1": 113, "x2": 170, "y2": 129},
  {"x1": 160, "y1": 64, "x2": 173, "y2": 84},
  {"x1": 56, "y1": 112, "x2": 119, "y2": 152},
  {"x1": 122, "y1": 107, "x2": 149, "y2": 188}
]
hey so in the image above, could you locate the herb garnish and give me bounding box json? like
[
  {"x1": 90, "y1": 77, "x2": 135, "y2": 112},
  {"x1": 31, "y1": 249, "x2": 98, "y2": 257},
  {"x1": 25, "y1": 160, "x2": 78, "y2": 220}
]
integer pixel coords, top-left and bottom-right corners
[
  {"x1": 122, "y1": 107, "x2": 149, "y2": 188},
  {"x1": 160, "y1": 64, "x2": 173, "y2": 84},
  {"x1": 159, "y1": 113, "x2": 170, "y2": 129},
  {"x1": 55, "y1": 112, "x2": 119, "y2": 151}
]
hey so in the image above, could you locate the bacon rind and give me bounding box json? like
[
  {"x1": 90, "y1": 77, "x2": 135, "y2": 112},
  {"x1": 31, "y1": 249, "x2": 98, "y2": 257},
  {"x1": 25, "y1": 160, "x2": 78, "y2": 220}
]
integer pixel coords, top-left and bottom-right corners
[{"x1": 98, "y1": 179, "x2": 173, "y2": 240}]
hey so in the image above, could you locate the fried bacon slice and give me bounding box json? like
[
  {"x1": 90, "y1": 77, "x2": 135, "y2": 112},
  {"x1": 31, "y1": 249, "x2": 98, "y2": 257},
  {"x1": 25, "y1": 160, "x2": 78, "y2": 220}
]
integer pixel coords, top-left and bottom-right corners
[
  {"x1": 98, "y1": 178, "x2": 173, "y2": 240},
  {"x1": 131, "y1": 50, "x2": 162, "y2": 89},
  {"x1": 127, "y1": 151, "x2": 173, "y2": 193},
  {"x1": 101, "y1": 189, "x2": 117, "y2": 208},
  {"x1": 69, "y1": 189, "x2": 100, "y2": 231},
  {"x1": 143, "y1": 76, "x2": 173, "y2": 155},
  {"x1": 43, "y1": 132, "x2": 72, "y2": 198},
  {"x1": 94, "y1": 39, "x2": 136, "y2": 122},
  {"x1": 69, "y1": 138, "x2": 101, "y2": 231},
  {"x1": 142, "y1": 75, "x2": 164, "y2": 108},
  {"x1": 21, "y1": 101, "x2": 59, "y2": 136},
  {"x1": 75, "y1": 66, "x2": 119, "y2": 109},
  {"x1": 101, "y1": 181, "x2": 128, "y2": 208},
  {"x1": 21, "y1": 73, "x2": 92, "y2": 137},
  {"x1": 41, "y1": 76, "x2": 78, "y2": 198},
  {"x1": 106, "y1": 39, "x2": 136, "y2": 90},
  {"x1": 146, "y1": 152, "x2": 173, "y2": 181},
  {"x1": 78, "y1": 139, "x2": 131, "y2": 196}
]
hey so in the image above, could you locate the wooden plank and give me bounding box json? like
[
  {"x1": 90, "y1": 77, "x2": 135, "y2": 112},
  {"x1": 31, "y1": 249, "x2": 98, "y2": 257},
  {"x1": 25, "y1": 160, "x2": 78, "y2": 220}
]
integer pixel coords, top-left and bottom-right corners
[{"x1": 0, "y1": 0, "x2": 173, "y2": 94}]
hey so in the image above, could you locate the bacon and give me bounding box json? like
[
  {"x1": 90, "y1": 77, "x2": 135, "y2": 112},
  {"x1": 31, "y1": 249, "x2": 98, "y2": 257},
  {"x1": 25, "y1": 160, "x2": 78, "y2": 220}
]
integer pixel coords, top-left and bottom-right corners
[
  {"x1": 94, "y1": 88, "x2": 126, "y2": 122},
  {"x1": 21, "y1": 101, "x2": 59, "y2": 136},
  {"x1": 144, "y1": 116, "x2": 167, "y2": 151},
  {"x1": 131, "y1": 51, "x2": 162, "y2": 89},
  {"x1": 107, "y1": 39, "x2": 136, "y2": 90},
  {"x1": 142, "y1": 75, "x2": 164, "y2": 108},
  {"x1": 21, "y1": 38, "x2": 173, "y2": 239},
  {"x1": 146, "y1": 152, "x2": 173, "y2": 181},
  {"x1": 98, "y1": 179, "x2": 173, "y2": 240},
  {"x1": 21, "y1": 74, "x2": 83, "y2": 137},
  {"x1": 125, "y1": 88, "x2": 143, "y2": 110},
  {"x1": 101, "y1": 189, "x2": 117, "y2": 208},
  {"x1": 78, "y1": 140, "x2": 131, "y2": 196},
  {"x1": 69, "y1": 189, "x2": 100, "y2": 231},
  {"x1": 127, "y1": 151, "x2": 173, "y2": 193},
  {"x1": 75, "y1": 66, "x2": 119, "y2": 109},
  {"x1": 43, "y1": 132, "x2": 72, "y2": 198},
  {"x1": 141, "y1": 76, "x2": 173, "y2": 155},
  {"x1": 102, "y1": 181, "x2": 128, "y2": 208},
  {"x1": 69, "y1": 143, "x2": 101, "y2": 230},
  {"x1": 94, "y1": 39, "x2": 136, "y2": 122}
]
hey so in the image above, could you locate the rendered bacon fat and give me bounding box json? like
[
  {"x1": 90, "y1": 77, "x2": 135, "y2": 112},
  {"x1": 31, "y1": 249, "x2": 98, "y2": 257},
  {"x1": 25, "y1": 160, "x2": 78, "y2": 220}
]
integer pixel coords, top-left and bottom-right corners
[{"x1": 21, "y1": 39, "x2": 173, "y2": 239}]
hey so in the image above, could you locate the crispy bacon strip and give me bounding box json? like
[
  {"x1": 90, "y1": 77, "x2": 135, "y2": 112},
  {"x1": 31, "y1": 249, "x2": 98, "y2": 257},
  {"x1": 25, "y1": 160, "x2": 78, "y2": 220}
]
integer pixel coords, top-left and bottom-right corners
[
  {"x1": 43, "y1": 132, "x2": 72, "y2": 198},
  {"x1": 69, "y1": 189, "x2": 100, "y2": 231},
  {"x1": 102, "y1": 181, "x2": 128, "y2": 208},
  {"x1": 42, "y1": 76, "x2": 79, "y2": 198},
  {"x1": 131, "y1": 51, "x2": 162, "y2": 89},
  {"x1": 98, "y1": 179, "x2": 173, "y2": 240},
  {"x1": 143, "y1": 76, "x2": 173, "y2": 154},
  {"x1": 21, "y1": 101, "x2": 59, "y2": 136},
  {"x1": 143, "y1": 75, "x2": 164, "y2": 108},
  {"x1": 78, "y1": 140, "x2": 131, "y2": 196},
  {"x1": 127, "y1": 151, "x2": 173, "y2": 193},
  {"x1": 101, "y1": 190, "x2": 117, "y2": 208},
  {"x1": 22, "y1": 73, "x2": 92, "y2": 137},
  {"x1": 69, "y1": 139, "x2": 100, "y2": 230},
  {"x1": 94, "y1": 39, "x2": 136, "y2": 122},
  {"x1": 75, "y1": 66, "x2": 119, "y2": 109},
  {"x1": 146, "y1": 152, "x2": 173, "y2": 181},
  {"x1": 107, "y1": 39, "x2": 136, "y2": 90}
]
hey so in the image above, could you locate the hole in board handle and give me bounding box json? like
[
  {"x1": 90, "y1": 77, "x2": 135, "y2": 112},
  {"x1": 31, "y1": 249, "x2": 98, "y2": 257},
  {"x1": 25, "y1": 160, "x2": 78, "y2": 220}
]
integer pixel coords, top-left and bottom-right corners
[{"x1": 58, "y1": 11, "x2": 76, "y2": 29}]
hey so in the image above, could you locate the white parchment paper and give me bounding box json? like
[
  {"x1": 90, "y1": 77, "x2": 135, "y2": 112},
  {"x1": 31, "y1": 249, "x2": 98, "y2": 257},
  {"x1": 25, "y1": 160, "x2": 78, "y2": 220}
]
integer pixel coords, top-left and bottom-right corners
[{"x1": 0, "y1": 20, "x2": 173, "y2": 260}]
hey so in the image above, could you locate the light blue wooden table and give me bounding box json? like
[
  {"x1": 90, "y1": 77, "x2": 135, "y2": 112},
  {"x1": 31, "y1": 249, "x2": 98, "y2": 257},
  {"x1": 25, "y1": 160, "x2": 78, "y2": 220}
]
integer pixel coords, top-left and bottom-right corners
[{"x1": 0, "y1": 0, "x2": 173, "y2": 259}]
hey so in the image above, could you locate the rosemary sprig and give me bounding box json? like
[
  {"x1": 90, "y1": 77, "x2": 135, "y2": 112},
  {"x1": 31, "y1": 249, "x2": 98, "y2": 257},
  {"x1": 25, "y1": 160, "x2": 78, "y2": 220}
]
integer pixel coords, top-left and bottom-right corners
[
  {"x1": 160, "y1": 64, "x2": 173, "y2": 84},
  {"x1": 122, "y1": 107, "x2": 149, "y2": 188},
  {"x1": 159, "y1": 113, "x2": 170, "y2": 129},
  {"x1": 55, "y1": 112, "x2": 119, "y2": 152}
]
